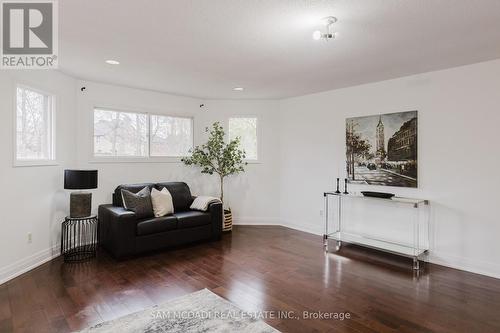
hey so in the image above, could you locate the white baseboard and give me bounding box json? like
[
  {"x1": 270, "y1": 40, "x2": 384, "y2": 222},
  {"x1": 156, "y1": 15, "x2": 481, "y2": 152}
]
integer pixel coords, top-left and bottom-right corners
[
  {"x1": 232, "y1": 216, "x2": 281, "y2": 225},
  {"x1": 427, "y1": 252, "x2": 500, "y2": 280},
  {"x1": 283, "y1": 220, "x2": 322, "y2": 236},
  {"x1": 0, "y1": 244, "x2": 60, "y2": 286}
]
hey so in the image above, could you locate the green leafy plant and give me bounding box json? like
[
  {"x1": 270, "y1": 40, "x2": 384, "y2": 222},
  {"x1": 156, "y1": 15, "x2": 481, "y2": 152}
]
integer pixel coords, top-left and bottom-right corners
[{"x1": 181, "y1": 122, "x2": 247, "y2": 205}]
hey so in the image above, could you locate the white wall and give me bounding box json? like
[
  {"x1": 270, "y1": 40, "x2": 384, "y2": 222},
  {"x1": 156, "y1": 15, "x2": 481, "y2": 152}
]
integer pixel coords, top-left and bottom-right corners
[
  {"x1": 76, "y1": 81, "x2": 280, "y2": 222},
  {"x1": 278, "y1": 59, "x2": 500, "y2": 278},
  {"x1": 0, "y1": 71, "x2": 77, "y2": 284}
]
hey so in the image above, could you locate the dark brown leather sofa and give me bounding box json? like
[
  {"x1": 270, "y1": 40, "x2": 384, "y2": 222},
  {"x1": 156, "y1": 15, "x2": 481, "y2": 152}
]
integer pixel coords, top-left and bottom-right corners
[{"x1": 98, "y1": 182, "x2": 222, "y2": 259}]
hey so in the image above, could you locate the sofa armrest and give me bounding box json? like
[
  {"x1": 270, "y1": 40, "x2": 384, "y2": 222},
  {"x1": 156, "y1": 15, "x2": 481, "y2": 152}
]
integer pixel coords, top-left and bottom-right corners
[
  {"x1": 98, "y1": 204, "x2": 137, "y2": 259},
  {"x1": 207, "y1": 201, "x2": 223, "y2": 240}
]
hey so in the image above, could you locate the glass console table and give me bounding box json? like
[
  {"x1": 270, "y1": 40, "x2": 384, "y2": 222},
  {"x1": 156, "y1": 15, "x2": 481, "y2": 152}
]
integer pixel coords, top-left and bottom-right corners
[{"x1": 323, "y1": 192, "x2": 430, "y2": 270}]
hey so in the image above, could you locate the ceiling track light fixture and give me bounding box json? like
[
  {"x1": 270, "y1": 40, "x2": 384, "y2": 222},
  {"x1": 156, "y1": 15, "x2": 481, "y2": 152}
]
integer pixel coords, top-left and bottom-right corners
[{"x1": 313, "y1": 16, "x2": 338, "y2": 41}]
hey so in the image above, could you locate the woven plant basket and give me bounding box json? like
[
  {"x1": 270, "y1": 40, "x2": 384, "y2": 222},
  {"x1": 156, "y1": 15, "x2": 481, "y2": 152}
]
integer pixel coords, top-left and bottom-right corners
[{"x1": 223, "y1": 209, "x2": 233, "y2": 232}]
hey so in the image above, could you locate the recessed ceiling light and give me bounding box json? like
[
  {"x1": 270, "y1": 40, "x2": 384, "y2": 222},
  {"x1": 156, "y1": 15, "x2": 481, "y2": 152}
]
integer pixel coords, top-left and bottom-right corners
[
  {"x1": 105, "y1": 60, "x2": 120, "y2": 65},
  {"x1": 233, "y1": 87, "x2": 244, "y2": 91}
]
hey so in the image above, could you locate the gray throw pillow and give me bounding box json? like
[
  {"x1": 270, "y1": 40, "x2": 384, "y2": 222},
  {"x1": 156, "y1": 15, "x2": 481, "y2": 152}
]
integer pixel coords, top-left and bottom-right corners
[{"x1": 121, "y1": 187, "x2": 154, "y2": 219}]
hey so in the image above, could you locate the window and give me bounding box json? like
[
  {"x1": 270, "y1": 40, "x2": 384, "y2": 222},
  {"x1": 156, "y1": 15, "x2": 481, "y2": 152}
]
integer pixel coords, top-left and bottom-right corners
[
  {"x1": 94, "y1": 109, "x2": 148, "y2": 157},
  {"x1": 93, "y1": 108, "x2": 193, "y2": 159},
  {"x1": 150, "y1": 115, "x2": 193, "y2": 157},
  {"x1": 228, "y1": 117, "x2": 258, "y2": 161},
  {"x1": 15, "y1": 86, "x2": 55, "y2": 163}
]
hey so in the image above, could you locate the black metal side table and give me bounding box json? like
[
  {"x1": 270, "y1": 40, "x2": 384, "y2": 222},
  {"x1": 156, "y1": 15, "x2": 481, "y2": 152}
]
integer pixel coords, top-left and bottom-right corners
[{"x1": 61, "y1": 215, "x2": 98, "y2": 262}]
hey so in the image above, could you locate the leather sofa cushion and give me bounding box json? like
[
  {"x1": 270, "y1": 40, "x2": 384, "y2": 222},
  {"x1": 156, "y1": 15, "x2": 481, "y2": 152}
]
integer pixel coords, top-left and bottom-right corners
[
  {"x1": 137, "y1": 215, "x2": 178, "y2": 236},
  {"x1": 113, "y1": 183, "x2": 155, "y2": 207},
  {"x1": 155, "y1": 182, "x2": 193, "y2": 212},
  {"x1": 174, "y1": 211, "x2": 211, "y2": 229}
]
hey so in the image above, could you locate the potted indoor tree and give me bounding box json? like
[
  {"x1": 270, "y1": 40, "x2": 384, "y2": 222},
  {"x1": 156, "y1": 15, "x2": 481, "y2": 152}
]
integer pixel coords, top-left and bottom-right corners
[{"x1": 181, "y1": 122, "x2": 246, "y2": 231}]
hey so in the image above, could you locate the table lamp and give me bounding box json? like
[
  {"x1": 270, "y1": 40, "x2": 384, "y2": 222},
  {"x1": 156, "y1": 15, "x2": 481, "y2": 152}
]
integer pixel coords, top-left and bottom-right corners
[{"x1": 64, "y1": 170, "x2": 98, "y2": 218}]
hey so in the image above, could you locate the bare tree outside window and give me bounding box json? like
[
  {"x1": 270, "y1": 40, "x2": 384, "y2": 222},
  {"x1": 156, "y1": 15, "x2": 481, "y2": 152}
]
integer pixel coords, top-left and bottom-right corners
[
  {"x1": 150, "y1": 115, "x2": 193, "y2": 157},
  {"x1": 16, "y1": 86, "x2": 54, "y2": 161},
  {"x1": 93, "y1": 109, "x2": 148, "y2": 157}
]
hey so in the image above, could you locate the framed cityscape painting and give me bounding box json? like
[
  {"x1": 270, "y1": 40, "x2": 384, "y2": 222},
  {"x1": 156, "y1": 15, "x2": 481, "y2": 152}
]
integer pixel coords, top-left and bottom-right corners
[{"x1": 346, "y1": 110, "x2": 418, "y2": 188}]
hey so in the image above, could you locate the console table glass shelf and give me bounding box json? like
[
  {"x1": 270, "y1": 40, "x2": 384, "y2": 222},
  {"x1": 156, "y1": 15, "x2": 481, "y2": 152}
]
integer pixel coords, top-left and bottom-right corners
[{"x1": 323, "y1": 192, "x2": 430, "y2": 270}]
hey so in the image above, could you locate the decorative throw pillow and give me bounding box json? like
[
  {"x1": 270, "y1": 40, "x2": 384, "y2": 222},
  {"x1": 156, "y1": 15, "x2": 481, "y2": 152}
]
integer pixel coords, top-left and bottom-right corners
[
  {"x1": 151, "y1": 187, "x2": 174, "y2": 217},
  {"x1": 121, "y1": 187, "x2": 154, "y2": 219},
  {"x1": 190, "y1": 196, "x2": 221, "y2": 212}
]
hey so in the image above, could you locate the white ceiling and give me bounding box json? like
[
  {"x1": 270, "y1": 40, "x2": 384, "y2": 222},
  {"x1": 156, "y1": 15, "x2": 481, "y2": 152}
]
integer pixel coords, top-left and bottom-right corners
[{"x1": 59, "y1": 0, "x2": 500, "y2": 99}]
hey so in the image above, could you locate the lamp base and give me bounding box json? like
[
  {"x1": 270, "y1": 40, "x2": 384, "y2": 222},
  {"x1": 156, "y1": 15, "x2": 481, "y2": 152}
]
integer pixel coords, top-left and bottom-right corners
[{"x1": 70, "y1": 192, "x2": 92, "y2": 218}]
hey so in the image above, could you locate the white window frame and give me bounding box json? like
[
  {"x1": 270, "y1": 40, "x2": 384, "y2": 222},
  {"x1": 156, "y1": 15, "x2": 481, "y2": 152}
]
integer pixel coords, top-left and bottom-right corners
[
  {"x1": 90, "y1": 106, "x2": 194, "y2": 163},
  {"x1": 228, "y1": 115, "x2": 261, "y2": 164},
  {"x1": 13, "y1": 84, "x2": 57, "y2": 167}
]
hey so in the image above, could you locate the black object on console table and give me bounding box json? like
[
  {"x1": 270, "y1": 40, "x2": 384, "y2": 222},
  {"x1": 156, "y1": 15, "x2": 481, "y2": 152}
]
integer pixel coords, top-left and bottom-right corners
[
  {"x1": 361, "y1": 191, "x2": 395, "y2": 199},
  {"x1": 335, "y1": 178, "x2": 341, "y2": 194}
]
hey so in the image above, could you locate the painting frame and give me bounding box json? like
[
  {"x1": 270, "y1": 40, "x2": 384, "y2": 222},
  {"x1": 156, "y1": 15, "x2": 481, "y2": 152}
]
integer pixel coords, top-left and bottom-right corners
[{"x1": 346, "y1": 110, "x2": 418, "y2": 188}]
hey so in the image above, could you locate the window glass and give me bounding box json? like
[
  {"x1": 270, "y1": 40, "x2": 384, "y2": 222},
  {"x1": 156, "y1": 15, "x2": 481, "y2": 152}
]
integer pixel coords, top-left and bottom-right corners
[
  {"x1": 93, "y1": 109, "x2": 148, "y2": 157},
  {"x1": 150, "y1": 115, "x2": 193, "y2": 157},
  {"x1": 229, "y1": 117, "x2": 258, "y2": 160},
  {"x1": 16, "y1": 86, "x2": 54, "y2": 160}
]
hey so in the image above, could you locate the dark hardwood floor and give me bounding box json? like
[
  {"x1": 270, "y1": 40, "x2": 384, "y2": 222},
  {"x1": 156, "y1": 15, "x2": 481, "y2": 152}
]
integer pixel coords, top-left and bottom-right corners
[{"x1": 1, "y1": 225, "x2": 500, "y2": 332}]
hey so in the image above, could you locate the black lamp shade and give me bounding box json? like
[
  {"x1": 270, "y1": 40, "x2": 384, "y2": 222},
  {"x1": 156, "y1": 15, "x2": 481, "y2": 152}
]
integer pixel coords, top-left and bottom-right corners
[{"x1": 64, "y1": 170, "x2": 98, "y2": 190}]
